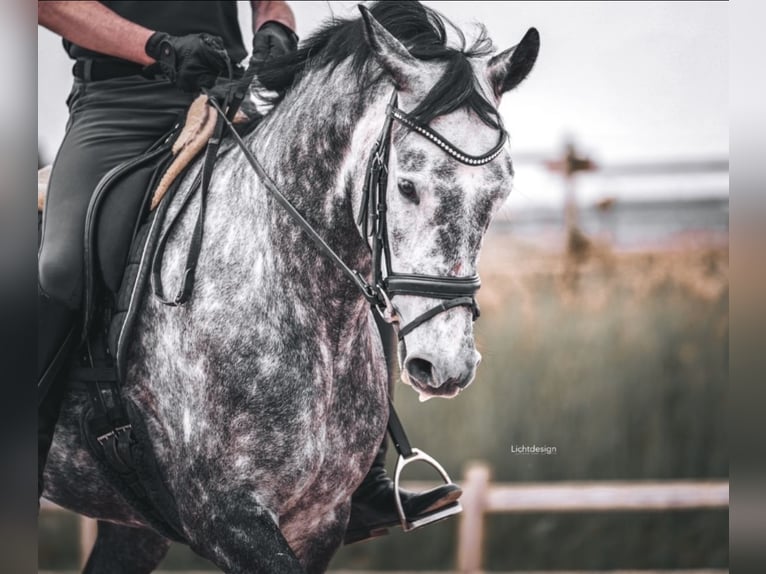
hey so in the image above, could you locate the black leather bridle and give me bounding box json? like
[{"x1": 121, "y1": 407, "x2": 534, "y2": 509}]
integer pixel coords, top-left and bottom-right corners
[
  {"x1": 357, "y1": 91, "x2": 506, "y2": 339},
  {"x1": 200, "y1": 90, "x2": 507, "y2": 339}
]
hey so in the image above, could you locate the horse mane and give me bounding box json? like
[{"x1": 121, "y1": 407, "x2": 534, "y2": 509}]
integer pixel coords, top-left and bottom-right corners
[{"x1": 254, "y1": 0, "x2": 501, "y2": 129}]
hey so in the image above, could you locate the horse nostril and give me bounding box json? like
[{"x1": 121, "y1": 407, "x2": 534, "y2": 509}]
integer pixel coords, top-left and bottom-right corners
[
  {"x1": 405, "y1": 357, "x2": 435, "y2": 387},
  {"x1": 457, "y1": 371, "x2": 473, "y2": 389}
]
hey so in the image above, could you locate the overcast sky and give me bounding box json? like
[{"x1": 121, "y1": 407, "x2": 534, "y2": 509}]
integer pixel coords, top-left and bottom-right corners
[{"x1": 37, "y1": 1, "x2": 728, "y2": 208}]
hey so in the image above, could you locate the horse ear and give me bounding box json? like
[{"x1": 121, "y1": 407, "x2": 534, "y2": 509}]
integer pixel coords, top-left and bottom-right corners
[
  {"x1": 488, "y1": 27, "x2": 540, "y2": 97},
  {"x1": 359, "y1": 5, "x2": 419, "y2": 90}
]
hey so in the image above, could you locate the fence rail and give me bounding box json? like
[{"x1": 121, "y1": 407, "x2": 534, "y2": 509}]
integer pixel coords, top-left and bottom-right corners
[{"x1": 40, "y1": 462, "x2": 728, "y2": 573}]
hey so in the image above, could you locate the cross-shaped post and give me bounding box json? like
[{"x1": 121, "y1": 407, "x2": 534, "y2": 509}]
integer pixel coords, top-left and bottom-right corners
[{"x1": 544, "y1": 138, "x2": 598, "y2": 238}]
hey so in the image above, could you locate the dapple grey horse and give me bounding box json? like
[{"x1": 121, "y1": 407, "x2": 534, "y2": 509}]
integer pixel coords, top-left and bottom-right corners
[{"x1": 42, "y1": 2, "x2": 538, "y2": 572}]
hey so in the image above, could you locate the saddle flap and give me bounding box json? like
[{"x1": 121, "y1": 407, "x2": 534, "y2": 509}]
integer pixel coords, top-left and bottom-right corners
[{"x1": 93, "y1": 149, "x2": 172, "y2": 293}]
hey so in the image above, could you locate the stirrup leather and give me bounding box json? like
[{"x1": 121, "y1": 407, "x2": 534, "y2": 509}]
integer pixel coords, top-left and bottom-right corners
[{"x1": 387, "y1": 398, "x2": 462, "y2": 530}]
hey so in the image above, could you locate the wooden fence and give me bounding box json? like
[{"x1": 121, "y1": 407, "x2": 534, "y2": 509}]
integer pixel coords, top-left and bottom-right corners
[
  {"x1": 40, "y1": 462, "x2": 729, "y2": 573},
  {"x1": 452, "y1": 463, "x2": 728, "y2": 573}
]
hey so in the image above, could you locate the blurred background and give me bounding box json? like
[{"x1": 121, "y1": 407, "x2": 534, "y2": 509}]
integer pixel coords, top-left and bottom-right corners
[{"x1": 38, "y1": 1, "x2": 728, "y2": 573}]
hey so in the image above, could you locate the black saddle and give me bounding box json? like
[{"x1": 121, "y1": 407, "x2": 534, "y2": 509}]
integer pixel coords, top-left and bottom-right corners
[
  {"x1": 41, "y1": 67, "x2": 259, "y2": 539},
  {"x1": 54, "y1": 120, "x2": 193, "y2": 542},
  {"x1": 60, "y1": 106, "x2": 245, "y2": 542},
  {"x1": 81, "y1": 124, "x2": 178, "y2": 338}
]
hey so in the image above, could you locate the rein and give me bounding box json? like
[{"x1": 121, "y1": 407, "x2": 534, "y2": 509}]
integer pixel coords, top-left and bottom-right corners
[{"x1": 152, "y1": 82, "x2": 507, "y2": 339}]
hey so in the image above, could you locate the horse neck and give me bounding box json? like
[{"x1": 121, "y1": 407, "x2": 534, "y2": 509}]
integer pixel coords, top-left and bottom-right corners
[
  {"x1": 243, "y1": 64, "x2": 391, "y2": 318},
  {"x1": 231, "y1": 64, "x2": 386, "y2": 344}
]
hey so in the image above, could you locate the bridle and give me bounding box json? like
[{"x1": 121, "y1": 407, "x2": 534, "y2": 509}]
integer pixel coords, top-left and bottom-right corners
[
  {"x1": 204, "y1": 89, "x2": 507, "y2": 340},
  {"x1": 358, "y1": 90, "x2": 507, "y2": 339}
]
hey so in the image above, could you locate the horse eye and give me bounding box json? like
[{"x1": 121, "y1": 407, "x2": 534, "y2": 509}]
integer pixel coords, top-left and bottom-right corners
[{"x1": 397, "y1": 179, "x2": 419, "y2": 204}]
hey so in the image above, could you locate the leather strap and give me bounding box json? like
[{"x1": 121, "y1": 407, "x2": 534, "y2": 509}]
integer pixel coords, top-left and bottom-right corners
[
  {"x1": 149, "y1": 171, "x2": 199, "y2": 304},
  {"x1": 73, "y1": 59, "x2": 154, "y2": 82},
  {"x1": 397, "y1": 296, "x2": 476, "y2": 340},
  {"x1": 385, "y1": 273, "x2": 481, "y2": 299},
  {"x1": 226, "y1": 59, "x2": 259, "y2": 122},
  {"x1": 207, "y1": 98, "x2": 380, "y2": 305},
  {"x1": 151, "y1": 111, "x2": 223, "y2": 306},
  {"x1": 387, "y1": 398, "x2": 413, "y2": 459}
]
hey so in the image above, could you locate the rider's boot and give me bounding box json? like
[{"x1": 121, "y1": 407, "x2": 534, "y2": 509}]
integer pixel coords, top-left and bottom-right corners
[
  {"x1": 344, "y1": 436, "x2": 462, "y2": 545},
  {"x1": 344, "y1": 316, "x2": 462, "y2": 545},
  {"x1": 37, "y1": 292, "x2": 76, "y2": 500}
]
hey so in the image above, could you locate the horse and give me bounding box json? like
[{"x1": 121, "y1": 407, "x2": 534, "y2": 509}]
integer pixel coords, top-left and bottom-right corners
[{"x1": 42, "y1": 2, "x2": 539, "y2": 572}]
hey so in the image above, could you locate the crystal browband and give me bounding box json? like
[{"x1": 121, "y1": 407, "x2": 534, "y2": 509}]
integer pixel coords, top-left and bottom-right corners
[{"x1": 389, "y1": 108, "x2": 507, "y2": 166}]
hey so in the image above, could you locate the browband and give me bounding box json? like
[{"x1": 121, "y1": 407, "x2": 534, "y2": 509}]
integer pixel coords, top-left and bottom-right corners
[{"x1": 389, "y1": 107, "x2": 507, "y2": 166}]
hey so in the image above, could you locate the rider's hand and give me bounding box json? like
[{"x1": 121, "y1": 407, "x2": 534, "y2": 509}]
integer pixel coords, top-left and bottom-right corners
[
  {"x1": 145, "y1": 32, "x2": 230, "y2": 92},
  {"x1": 252, "y1": 21, "x2": 298, "y2": 63}
]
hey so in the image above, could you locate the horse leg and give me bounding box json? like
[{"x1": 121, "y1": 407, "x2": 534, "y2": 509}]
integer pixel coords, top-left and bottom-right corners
[
  {"x1": 290, "y1": 508, "x2": 350, "y2": 574},
  {"x1": 181, "y1": 490, "x2": 305, "y2": 574},
  {"x1": 81, "y1": 521, "x2": 170, "y2": 574}
]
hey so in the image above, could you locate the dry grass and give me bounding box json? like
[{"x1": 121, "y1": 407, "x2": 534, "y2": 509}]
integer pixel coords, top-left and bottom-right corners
[{"x1": 478, "y1": 230, "x2": 728, "y2": 317}]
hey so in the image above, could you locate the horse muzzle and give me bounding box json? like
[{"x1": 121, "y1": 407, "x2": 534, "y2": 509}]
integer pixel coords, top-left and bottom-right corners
[{"x1": 402, "y1": 350, "x2": 481, "y2": 400}]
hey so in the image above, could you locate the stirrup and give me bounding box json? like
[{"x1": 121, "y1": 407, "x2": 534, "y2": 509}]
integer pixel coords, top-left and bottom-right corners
[{"x1": 392, "y1": 447, "x2": 463, "y2": 531}]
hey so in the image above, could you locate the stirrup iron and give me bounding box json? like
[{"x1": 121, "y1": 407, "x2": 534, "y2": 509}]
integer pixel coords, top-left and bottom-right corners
[{"x1": 392, "y1": 447, "x2": 462, "y2": 531}]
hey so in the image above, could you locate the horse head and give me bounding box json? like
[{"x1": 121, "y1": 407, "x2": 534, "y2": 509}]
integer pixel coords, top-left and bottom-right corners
[{"x1": 359, "y1": 5, "x2": 540, "y2": 400}]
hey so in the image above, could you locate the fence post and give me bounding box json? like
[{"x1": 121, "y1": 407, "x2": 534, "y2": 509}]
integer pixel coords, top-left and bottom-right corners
[{"x1": 457, "y1": 462, "x2": 490, "y2": 574}]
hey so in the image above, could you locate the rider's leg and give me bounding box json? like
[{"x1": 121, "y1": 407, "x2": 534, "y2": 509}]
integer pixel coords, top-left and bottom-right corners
[
  {"x1": 38, "y1": 76, "x2": 194, "y2": 500},
  {"x1": 344, "y1": 314, "x2": 462, "y2": 545},
  {"x1": 39, "y1": 77, "x2": 193, "y2": 308}
]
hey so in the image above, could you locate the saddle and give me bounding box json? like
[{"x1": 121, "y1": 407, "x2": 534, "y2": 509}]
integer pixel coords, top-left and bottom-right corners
[{"x1": 38, "y1": 94, "x2": 251, "y2": 542}]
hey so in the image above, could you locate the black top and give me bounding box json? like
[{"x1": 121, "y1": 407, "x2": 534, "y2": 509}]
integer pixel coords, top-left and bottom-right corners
[{"x1": 64, "y1": 0, "x2": 248, "y2": 64}]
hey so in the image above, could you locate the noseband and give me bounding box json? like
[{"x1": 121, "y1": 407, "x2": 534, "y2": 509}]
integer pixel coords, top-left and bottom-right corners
[
  {"x1": 357, "y1": 91, "x2": 507, "y2": 339},
  {"x1": 208, "y1": 89, "x2": 507, "y2": 340}
]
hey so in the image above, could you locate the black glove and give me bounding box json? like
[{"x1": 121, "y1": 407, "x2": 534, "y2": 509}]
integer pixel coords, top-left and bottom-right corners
[
  {"x1": 146, "y1": 32, "x2": 230, "y2": 92},
  {"x1": 252, "y1": 21, "x2": 298, "y2": 63}
]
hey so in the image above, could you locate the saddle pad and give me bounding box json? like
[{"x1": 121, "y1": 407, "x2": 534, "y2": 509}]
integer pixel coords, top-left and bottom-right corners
[
  {"x1": 150, "y1": 95, "x2": 251, "y2": 210},
  {"x1": 108, "y1": 165, "x2": 200, "y2": 377},
  {"x1": 107, "y1": 132, "x2": 239, "y2": 376},
  {"x1": 151, "y1": 95, "x2": 216, "y2": 210}
]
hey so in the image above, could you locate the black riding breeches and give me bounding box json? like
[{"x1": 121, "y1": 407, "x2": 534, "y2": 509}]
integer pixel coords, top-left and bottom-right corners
[{"x1": 38, "y1": 75, "x2": 195, "y2": 310}]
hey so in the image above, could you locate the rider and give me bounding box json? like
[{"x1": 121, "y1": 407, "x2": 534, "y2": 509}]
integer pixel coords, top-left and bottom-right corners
[{"x1": 38, "y1": 0, "x2": 460, "y2": 543}]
